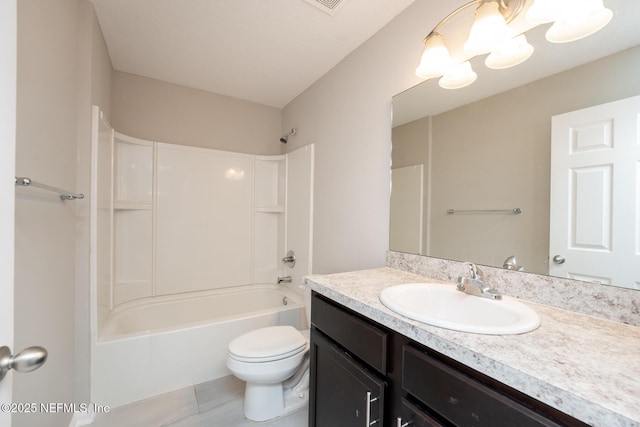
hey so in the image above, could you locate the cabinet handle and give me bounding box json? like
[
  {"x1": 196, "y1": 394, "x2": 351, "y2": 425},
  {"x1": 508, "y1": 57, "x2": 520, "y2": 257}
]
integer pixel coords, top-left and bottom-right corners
[
  {"x1": 365, "y1": 391, "x2": 379, "y2": 426},
  {"x1": 397, "y1": 417, "x2": 412, "y2": 427}
]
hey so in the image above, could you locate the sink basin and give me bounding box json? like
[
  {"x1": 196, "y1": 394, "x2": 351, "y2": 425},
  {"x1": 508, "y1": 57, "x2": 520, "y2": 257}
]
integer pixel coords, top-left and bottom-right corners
[{"x1": 379, "y1": 283, "x2": 540, "y2": 335}]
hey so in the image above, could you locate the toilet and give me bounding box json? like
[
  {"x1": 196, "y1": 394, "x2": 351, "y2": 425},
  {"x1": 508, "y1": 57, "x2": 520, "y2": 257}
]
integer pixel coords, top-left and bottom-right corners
[
  {"x1": 227, "y1": 325, "x2": 310, "y2": 421},
  {"x1": 227, "y1": 290, "x2": 312, "y2": 422}
]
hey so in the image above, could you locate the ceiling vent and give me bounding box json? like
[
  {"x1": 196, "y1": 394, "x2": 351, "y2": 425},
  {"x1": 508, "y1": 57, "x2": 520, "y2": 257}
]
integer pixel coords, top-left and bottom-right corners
[{"x1": 303, "y1": 0, "x2": 350, "y2": 16}]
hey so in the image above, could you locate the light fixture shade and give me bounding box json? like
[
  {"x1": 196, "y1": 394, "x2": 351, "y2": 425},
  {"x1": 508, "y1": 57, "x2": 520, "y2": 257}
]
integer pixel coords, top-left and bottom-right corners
[
  {"x1": 546, "y1": 0, "x2": 612, "y2": 43},
  {"x1": 438, "y1": 61, "x2": 477, "y2": 89},
  {"x1": 485, "y1": 35, "x2": 535, "y2": 69},
  {"x1": 416, "y1": 33, "x2": 453, "y2": 79},
  {"x1": 525, "y1": 0, "x2": 560, "y2": 25},
  {"x1": 463, "y1": 1, "x2": 512, "y2": 56}
]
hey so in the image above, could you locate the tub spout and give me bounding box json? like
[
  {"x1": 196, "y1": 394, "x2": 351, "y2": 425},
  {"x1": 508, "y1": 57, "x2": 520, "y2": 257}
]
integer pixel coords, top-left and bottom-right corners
[{"x1": 277, "y1": 276, "x2": 292, "y2": 284}]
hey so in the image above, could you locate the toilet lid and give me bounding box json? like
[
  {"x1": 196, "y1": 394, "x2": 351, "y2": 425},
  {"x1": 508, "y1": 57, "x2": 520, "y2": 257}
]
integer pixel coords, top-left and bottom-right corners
[{"x1": 228, "y1": 326, "x2": 306, "y2": 362}]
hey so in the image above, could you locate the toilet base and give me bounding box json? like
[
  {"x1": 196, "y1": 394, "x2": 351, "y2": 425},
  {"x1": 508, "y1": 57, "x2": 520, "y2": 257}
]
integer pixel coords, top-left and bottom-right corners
[
  {"x1": 282, "y1": 385, "x2": 309, "y2": 417},
  {"x1": 243, "y1": 380, "x2": 309, "y2": 422}
]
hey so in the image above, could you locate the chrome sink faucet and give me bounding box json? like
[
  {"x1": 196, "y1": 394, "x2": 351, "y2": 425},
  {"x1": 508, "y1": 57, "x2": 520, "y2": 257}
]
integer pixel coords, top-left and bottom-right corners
[{"x1": 456, "y1": 263, "x2": 502, "y2": 300}]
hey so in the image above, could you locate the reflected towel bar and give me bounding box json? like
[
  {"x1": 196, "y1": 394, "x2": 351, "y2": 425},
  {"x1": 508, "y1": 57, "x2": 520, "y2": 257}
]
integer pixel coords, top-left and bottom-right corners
[
  {"x1": 447, "y1": 208, "x2": 522, "y2": 215},
  {"x1": 15, "y1": 177, "x2": 84, "y2": 201}
]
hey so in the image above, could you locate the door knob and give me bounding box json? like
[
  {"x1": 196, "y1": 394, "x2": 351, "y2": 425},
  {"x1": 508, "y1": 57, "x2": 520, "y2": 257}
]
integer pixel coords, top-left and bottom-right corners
[
  {"x1": 0, "y1": 345, "x2": 48, "y2": 381},
  {"x1": 552, "y1": 255, "x2": 566, "y2": 264}
]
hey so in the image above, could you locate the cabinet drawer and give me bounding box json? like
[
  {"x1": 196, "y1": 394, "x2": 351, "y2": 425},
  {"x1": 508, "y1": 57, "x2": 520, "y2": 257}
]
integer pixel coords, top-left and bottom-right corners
[
  {"x1": 311, "y1": 292, "x2": 388, "y2": 374},
  {"x1": 399, "y1": 397, "x2": 444, "y2": 427},
  {"x1": 403, "y1": 345, "x2": 563, "y2": 427}
]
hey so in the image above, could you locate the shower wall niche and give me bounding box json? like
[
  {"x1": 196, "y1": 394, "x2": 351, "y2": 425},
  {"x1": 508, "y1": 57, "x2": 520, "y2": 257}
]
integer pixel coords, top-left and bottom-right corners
[
  {"x1": 253, "y1": 155, "x2": 287, "y2": 284},
  {"x1": 91, "y1": 107, "x2": 312, "y2": 336},
  {"x1": 113, "y1": 134, "x2": 154, "y2": 306}
]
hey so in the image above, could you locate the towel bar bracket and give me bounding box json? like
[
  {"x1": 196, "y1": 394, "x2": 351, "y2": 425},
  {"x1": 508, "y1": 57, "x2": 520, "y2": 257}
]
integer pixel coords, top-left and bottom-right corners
[{"x1": 15, "y1": 177, "x2": 84, "y2": 201}]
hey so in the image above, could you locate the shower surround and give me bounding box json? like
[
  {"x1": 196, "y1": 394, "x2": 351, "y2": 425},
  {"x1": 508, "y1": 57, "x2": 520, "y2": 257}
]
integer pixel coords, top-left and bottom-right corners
[{"x1": 89, "y1": 106, "x2": 314, "y2": 407}]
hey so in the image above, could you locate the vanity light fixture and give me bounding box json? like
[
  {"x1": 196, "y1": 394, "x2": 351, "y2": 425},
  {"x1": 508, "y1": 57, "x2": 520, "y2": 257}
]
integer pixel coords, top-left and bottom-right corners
[
  {"x1": 416, "y1": 0, "x2": 613, "y2": 89},
  {"x1": 439, "y1": 61, "x2": 478, "y2": 89}
]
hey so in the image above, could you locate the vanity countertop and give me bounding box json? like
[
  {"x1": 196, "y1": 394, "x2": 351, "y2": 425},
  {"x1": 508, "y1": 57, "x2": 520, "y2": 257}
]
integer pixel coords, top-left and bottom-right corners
[{"x1": 305, "y1": 267, "x2": 640, "y2": 427}]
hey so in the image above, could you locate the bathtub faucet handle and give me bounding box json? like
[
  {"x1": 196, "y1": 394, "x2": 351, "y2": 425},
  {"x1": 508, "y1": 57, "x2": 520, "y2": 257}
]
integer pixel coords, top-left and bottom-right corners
[
  {"x1": 277, "y1": 276, "x2": 292, "y2": 284},
  {"x1": 282, "y1": 250, "x2": 296, "y2": 268}
]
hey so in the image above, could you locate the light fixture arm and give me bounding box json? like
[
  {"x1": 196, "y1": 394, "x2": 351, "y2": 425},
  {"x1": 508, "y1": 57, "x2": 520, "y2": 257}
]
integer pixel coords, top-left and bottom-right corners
[
  {"x1": 424, "y1": 0, "x2": 526, "y2": 41},
  {"x1": 428, "y1": 0, "x2": 480, "y2": 39}
]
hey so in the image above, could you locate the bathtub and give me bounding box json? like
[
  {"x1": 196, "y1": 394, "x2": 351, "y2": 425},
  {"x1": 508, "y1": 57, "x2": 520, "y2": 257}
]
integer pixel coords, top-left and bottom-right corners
[{"x1": 91, "y1": 284, "x2": 307, "y2": 408}]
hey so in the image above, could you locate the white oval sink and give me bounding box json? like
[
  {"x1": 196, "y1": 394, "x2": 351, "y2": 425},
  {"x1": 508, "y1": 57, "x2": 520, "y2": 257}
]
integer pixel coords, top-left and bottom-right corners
[{"x1": 379, "y1": 283, "x2": 540, "y2": 335}]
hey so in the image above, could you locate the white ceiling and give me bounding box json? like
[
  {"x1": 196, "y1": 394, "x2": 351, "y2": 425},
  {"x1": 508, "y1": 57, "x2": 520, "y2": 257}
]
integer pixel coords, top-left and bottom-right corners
[{"x1": 90, "y1": 0, "x2": 416, "y2": 108}]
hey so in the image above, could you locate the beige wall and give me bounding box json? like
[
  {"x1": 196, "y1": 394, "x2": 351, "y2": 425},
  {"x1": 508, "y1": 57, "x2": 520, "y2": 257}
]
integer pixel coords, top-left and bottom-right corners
[
  {"x1": 14, "y1": 1, "x2": 111, "y2": 426},
  {"x1": 111, "y1": 71, "x2": 282, "y2": 155},
  {"x1": 15, "y1": 0, "x2": 79, "y2": 425},
  {"x1": 425, "y1": 46, "x2": 640, "y2": 274},
  {"x1": 391, "y1": 117, "x2": 430, "y2": 169},
  {"x1": 281, "y1": 1, "x2": 457, "y2": 273}
]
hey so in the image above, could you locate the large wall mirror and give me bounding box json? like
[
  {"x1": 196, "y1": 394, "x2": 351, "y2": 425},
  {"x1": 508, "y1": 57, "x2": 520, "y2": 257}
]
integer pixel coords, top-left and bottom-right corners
[{"x1": 391, "y1": 0, "x2": 640, "y2": 290}]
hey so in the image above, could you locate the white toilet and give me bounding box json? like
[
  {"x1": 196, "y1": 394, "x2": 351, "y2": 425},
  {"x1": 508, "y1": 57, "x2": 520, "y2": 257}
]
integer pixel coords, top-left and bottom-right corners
[{"x1": 226, "y1": 291, "x2": 312, "y2": 422}]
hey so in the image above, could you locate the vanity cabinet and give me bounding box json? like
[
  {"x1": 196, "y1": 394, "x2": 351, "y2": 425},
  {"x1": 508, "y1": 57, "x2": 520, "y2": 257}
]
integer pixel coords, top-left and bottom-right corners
[
  {"x1": 309, "y1": 292, "x2": 390, "y2": 426},
  {"x1": 309, "y1": 292, "x2": 588, "y2": 427},
  {"x1": 311, "y1": 331, "x2": 385, "y2": 425}
]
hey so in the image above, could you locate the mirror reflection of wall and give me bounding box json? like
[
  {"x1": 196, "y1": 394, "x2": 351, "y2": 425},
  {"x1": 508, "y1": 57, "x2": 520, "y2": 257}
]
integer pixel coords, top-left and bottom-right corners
[
  {"x1": 390, "y1": 120, "x2": 429, "y2": 255},
  {"x1": 391, "y1": 45, "x2": 640, "y2": 286}
]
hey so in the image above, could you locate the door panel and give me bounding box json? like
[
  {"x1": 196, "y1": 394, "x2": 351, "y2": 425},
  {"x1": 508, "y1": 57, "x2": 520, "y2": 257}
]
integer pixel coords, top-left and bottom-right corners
[
  {"x1": 571, "y1": 165, "x2": 612, "y2": 250},
  {"x1": 550, "y1": 95, "x2": 640, "y2": 289}
]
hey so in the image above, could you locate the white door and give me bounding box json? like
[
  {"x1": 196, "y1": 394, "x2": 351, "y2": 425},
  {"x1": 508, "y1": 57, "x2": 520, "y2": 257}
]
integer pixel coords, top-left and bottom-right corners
[
  {"x1": 549, "y1": 95, "x2": 640, "y2": 289},
  {"x1": 0, "y1": 0, "x2": 17, "y2": 424}
]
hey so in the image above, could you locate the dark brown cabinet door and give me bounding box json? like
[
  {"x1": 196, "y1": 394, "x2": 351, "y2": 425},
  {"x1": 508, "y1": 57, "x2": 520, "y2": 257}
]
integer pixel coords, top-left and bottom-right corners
[
  {"x1": 310, "y1": 328, "x2": 385, "y2": 427},
  {"x1": 398, "y1": 397, "x2": 446, "y2": 427}
]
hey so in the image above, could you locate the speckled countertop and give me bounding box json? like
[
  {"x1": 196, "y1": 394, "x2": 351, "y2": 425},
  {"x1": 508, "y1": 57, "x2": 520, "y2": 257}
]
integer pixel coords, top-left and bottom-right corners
[{"x1": 305, "y1": 267, "x2": 640, "y2": 427}]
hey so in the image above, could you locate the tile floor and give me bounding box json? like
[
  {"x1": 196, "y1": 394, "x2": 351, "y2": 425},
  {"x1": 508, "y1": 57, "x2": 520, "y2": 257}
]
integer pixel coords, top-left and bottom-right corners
[{"x1": 90, "y1": 375, "x2": 308, "y2": 427}]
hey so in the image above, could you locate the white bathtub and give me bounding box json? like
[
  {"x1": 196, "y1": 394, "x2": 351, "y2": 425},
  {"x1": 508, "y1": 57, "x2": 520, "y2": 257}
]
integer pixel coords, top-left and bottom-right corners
[{"x1": 91, "y1": 284, "x2": 307, "y2": 408}]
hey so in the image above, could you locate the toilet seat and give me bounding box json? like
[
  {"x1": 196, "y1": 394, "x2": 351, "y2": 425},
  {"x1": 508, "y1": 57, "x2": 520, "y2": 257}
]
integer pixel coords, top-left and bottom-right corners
[{"x1": 228, "y1": 325, "x2": 307, "y2": 363}]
